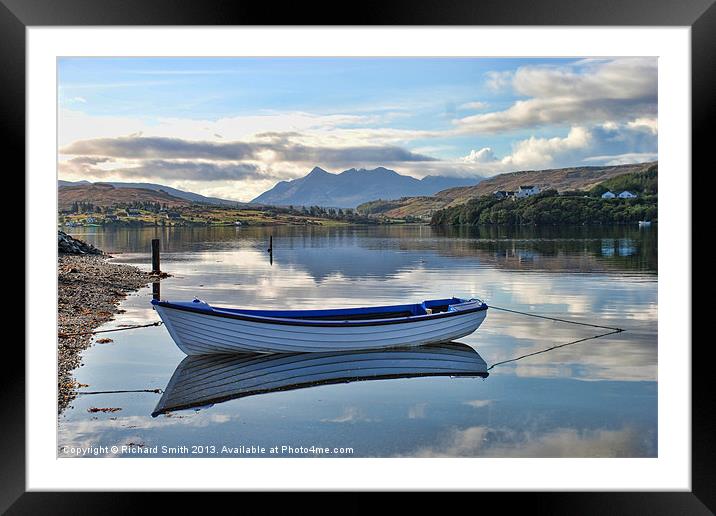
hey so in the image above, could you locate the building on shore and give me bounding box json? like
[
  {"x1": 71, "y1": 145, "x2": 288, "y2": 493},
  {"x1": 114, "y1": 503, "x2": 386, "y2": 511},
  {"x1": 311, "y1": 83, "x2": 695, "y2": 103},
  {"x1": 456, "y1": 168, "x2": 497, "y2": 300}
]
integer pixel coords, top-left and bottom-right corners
[
  {"x1": 618, "y1": 191, "x2": 637, "y2": 199},
  {"x1": 601, "y1": 191, "x2": 617, "y2": 199},
  {"x1": 514, "y1": 185, "x2": 541, "y2": 199},
  {"x1": 493, "y1": 190, "x2": 515, "y2": 200}
]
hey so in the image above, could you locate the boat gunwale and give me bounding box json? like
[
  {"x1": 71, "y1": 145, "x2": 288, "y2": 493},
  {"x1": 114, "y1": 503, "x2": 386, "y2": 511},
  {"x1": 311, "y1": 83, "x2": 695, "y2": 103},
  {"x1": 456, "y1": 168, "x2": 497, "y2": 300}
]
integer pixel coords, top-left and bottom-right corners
[{"x1": 152, "y1": 299, "x2": 488, "y2": 327}]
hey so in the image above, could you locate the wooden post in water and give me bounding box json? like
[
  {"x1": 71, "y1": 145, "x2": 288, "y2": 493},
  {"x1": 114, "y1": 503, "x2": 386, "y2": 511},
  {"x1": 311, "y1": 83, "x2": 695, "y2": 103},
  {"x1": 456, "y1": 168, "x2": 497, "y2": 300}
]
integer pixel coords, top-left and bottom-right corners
[
  {"x1": 151, "y1": 239, "x2": 161, "y2": 274},
  {"x1": 152, "y1": 281, "x2": 161, "y2": 301},
  {"x1": 267, "y1": 235, "x2": 273, "y2": 266}
]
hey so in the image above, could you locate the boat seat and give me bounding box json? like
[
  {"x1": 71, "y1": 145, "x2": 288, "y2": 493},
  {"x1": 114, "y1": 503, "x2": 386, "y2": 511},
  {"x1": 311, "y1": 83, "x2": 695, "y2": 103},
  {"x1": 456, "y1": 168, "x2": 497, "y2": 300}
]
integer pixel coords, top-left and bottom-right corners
[{"x1": 296, "y1": 310, "x2": 415, "y2": 321}]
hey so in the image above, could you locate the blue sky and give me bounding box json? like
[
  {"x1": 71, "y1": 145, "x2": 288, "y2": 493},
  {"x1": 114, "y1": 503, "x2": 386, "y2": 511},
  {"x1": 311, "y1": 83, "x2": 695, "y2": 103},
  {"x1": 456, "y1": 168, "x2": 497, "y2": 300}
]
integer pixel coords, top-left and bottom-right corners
[{"x1": 58, "y1": 57, "x2": 657, "y2": 201}]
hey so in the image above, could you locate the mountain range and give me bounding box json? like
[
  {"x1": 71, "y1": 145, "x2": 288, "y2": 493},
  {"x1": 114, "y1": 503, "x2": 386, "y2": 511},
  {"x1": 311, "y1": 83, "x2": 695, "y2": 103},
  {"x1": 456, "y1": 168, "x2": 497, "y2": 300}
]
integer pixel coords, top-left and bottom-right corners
[
  {"x1": 58, "y1": 161, "x2": 655, "y2": 216},
  {"x1": 250, "y1": 167, "x2": 483, "y2": 208}
]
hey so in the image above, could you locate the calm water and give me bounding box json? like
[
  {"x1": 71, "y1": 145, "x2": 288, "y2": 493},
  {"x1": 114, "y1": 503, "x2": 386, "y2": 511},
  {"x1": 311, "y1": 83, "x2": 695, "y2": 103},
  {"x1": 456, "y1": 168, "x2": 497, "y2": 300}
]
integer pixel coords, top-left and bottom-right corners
[{"x1": 59, "y1": 225, "x2": 657, "y2": 458}]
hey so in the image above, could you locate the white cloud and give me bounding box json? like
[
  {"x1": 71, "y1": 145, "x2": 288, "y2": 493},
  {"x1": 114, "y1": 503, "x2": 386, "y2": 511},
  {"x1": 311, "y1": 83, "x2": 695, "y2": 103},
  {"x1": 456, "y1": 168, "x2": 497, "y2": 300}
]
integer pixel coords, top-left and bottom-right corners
[
  {"x1": 460, "y1": 129, "x2": 593, "y2": 172},
  {"x1": 457, "y1": 58, "x2": 657, "y2": 134},
  {"x1": 461, "y1": 147, "x2": 497, "y2": 163},
  {"x1": 500, "y1": 126, "x2": 592, "y2": 168},
  {"x1": 484, "y1": 70, "x2": 513, "y2": 91},
  {"x1": 512, "y1": 58, "x2": 656, "y2": 100},
  {"x1": 627, "y1": 117, "x2": 658, "y2": 135}
]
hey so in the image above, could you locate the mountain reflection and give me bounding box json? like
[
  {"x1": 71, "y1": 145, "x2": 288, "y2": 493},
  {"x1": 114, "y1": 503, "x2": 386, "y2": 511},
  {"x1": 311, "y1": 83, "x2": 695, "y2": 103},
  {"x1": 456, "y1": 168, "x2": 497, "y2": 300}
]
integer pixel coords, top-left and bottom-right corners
[
  {"x1": 153, "y1": 343, "x2": 488, "y2": 416},
  {"x1": 71, "y1": 224, "x2": 657, "y2": 282}
]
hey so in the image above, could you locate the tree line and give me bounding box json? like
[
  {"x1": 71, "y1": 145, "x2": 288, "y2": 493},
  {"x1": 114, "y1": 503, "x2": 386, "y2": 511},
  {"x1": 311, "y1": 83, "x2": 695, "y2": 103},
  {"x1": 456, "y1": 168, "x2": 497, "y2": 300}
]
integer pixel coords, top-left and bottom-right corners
[
  {"x1": 430, "y1": 189, "x2": 657, "y2": 226},
  {"x1": 63, "y1": 201, "x2": 171, "y2": 214},
  {"x1": 266, "y1": 205, "x2": 380, "y2": 223}
]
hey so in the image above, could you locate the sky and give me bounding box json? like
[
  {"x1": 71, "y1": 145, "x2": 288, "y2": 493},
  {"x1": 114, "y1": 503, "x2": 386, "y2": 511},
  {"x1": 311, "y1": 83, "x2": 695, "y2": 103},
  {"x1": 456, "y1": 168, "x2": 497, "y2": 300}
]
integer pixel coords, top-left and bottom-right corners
[{"x1": 58, "y1": 57, "x2": 658, "y2": 202}]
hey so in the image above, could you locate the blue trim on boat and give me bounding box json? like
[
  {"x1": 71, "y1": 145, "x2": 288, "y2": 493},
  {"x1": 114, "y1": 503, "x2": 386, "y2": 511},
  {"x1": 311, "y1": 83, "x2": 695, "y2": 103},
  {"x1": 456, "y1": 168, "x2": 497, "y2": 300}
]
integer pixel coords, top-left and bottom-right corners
[{"x1": 151, "y1": 297, "x2": 488, "y2": 327}]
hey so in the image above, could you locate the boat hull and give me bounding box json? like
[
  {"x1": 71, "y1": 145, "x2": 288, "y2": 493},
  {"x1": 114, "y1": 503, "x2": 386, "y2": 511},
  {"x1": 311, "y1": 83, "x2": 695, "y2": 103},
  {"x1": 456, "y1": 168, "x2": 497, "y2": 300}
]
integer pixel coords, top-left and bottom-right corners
[{"x1": 154, "y1": 299, "x2": 488, "y2": 355}]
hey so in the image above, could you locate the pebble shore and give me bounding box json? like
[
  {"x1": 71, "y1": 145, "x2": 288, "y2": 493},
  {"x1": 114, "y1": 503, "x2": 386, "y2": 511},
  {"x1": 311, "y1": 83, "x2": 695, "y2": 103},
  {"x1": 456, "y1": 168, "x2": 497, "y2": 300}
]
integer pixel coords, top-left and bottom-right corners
[{"x1": 58, "y1": 252, "x2": 154, "y2": 413}]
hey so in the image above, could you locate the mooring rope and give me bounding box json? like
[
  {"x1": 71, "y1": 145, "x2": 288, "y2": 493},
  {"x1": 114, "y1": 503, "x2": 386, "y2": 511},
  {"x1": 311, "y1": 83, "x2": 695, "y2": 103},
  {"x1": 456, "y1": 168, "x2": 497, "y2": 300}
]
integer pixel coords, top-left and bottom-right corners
[
  {"x1": 484, "y1": 302, "x2": 626, "y2": 371},
  {"x1": 487, "y1": 328, "x2": 622, "y2": 371},
  {"x1": 58, "y1": 321, "x2": 163, "y2": 338},
  {"x1": 487, "y1": 304, "x2": 624, "y2": 332},
  {"x1": 77, "y1": 388, "x2": 163, "y2": 395}
]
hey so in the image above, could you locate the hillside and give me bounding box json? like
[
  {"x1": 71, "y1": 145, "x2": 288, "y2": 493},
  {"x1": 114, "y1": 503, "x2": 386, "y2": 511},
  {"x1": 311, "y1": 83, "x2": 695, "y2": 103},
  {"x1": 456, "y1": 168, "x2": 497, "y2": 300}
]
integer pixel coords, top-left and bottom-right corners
[
  {"x1": 58, "y1": 183, "x2": 190, "y2": 210},
  {"x1": 58, "y1": 180, "x2": 244, "y2": 207},
  {"x1": 589, "y1": 164, "x2": 658, "y2": 195},
  {"x1": 251, "y1": 166, "x2": 482, "y2": 208},
  {"x1": 357, "y1": 161, "x2": 657, "y2": 219},
  {"x1": 431, "y1": 168, "x2": 658, "y2": 226}
]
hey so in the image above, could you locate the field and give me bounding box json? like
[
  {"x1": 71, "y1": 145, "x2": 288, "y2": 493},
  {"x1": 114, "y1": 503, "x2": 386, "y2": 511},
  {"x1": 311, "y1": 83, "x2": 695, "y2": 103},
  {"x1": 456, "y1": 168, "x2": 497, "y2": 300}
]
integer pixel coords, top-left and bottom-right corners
[{"x1": 59, "y1": 205, "x2": 365, "y2": 228}]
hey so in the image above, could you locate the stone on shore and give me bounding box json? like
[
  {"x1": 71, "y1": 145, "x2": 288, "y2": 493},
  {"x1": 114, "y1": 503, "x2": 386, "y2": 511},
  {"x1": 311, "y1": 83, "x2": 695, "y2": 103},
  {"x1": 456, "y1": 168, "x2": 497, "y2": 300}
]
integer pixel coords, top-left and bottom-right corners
[
  {"x1": 58, "y1": 248, "x2": 153, "y2": 413},
  {"x1": 58, "y1": 230, "x2": 104, "y2": 255}
]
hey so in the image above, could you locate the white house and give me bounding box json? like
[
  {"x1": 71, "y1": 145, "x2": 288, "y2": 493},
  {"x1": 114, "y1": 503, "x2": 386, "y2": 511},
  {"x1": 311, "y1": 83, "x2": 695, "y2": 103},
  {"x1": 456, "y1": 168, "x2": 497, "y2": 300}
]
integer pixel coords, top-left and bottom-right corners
[
  {"x1": 515, "y1": 185, "x2": 541, "y2": 199},
  {"x1": 493, "y1": 190, "x2": 515, "y2": 200},
  {"x1": 618, "y1": 191, "x2": 637, "y2": 199},
  {"x1": 601, "y1": 191, "x2": 616, "y2": 199}
]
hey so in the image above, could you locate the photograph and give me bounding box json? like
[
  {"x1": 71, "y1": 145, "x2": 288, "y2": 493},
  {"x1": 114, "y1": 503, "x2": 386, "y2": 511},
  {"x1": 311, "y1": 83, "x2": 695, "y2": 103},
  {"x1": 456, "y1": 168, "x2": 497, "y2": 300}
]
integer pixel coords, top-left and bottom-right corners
[{"x1": 56, "y1": 56, "x2": 659, "y2": 459}]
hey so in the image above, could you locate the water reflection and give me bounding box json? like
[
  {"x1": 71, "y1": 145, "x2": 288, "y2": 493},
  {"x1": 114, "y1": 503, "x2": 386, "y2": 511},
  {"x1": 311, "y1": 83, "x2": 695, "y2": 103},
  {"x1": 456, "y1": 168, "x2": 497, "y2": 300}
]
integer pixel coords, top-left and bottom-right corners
[
  {"x1": 407, "y1": 425, "x2": 653, "y2": 458},
  {"x1": 153, "y1": 343, "x2": 488, "y2": 416},
  {"x1": 70, "y1": 224, "x2": 657, "y2": 279},
  {"x1": 59, "y1": 225, "x2": 657, "y2": 458}
]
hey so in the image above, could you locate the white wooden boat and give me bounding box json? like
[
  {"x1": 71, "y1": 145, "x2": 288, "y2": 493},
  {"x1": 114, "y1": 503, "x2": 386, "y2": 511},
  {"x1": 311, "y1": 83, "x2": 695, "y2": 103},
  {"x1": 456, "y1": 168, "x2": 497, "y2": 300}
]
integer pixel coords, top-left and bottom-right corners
[
  {"x1": 638, "y1": 220, "x2": 652, "y2": 227},
  {"x1": 151, "y1": 297, "x2": 488, "y2": 355},
  {"x1": 152, "y1": 342, "x2": 488, "y2": 416}
]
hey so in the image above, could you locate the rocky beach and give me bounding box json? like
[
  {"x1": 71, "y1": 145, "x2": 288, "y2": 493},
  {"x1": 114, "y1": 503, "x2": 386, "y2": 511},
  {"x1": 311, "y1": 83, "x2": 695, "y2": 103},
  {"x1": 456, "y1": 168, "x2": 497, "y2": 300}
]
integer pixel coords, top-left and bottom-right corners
[{"x1": 58, "y1": 232, "x2": 154, "y2": 412}]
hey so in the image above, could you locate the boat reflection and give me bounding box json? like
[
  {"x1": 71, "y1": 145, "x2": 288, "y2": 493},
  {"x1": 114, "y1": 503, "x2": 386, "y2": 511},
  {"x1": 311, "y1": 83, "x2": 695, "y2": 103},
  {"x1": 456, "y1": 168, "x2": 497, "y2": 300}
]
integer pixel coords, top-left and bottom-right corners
[{"x1": 152, "y1": 342, "x2": 488, "y2": 416}]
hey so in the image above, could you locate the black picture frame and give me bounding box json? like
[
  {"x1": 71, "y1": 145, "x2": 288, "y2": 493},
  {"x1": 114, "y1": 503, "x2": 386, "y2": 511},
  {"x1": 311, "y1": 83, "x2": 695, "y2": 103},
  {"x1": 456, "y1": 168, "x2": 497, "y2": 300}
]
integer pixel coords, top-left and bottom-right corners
[{"x1": 6, "y1": 0, "x2": 708, "y2": 511}]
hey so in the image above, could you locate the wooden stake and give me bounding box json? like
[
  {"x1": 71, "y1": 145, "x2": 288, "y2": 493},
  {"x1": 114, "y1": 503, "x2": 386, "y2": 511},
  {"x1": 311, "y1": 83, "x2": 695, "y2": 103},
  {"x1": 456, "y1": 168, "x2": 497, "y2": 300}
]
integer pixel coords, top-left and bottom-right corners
[
  {"x1": 268, "y1": 235, "x2": 273, "y2": 265},
  {"x1": 151, "y1": 238, "x2": 160, "y2": 274}
]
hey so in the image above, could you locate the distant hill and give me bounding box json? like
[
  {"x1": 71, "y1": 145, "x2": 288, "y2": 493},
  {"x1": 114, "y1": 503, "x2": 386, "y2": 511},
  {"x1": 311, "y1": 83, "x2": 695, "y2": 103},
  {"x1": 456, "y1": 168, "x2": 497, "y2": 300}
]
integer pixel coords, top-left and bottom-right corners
[
  {"x1": 58, "y1": 180, "x2": 244, "y2": 207},
  {"x1": 357, "y1": 162, "x2": 657, "y2": 219},
  {"x1": 250, "y1": 167, "x2": 483, "y2": 208},
  {"x1": 58, "y1": 183, "x2": 190, "y2": 210}
]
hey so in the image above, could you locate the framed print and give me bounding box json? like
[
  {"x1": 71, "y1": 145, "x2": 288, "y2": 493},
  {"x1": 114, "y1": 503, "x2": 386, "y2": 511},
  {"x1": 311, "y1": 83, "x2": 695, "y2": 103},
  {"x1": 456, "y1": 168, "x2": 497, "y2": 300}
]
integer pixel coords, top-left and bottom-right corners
[{"x1": 7, "y1": 0, "x2": 711, "y2": 510}]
